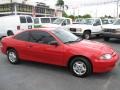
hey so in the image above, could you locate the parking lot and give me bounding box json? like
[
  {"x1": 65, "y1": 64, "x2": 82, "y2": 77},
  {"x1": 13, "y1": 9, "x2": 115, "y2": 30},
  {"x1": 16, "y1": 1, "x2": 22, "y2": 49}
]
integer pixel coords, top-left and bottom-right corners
[{"x1": 0, "y1": 38, "x2": 120, "y2": 90}]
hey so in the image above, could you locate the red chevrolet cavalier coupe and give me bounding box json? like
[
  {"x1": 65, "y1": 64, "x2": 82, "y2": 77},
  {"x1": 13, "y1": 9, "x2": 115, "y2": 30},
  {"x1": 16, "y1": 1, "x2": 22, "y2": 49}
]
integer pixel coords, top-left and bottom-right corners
[{"x1": 1, "y1": 28, "x2": 119, "y2": 77}]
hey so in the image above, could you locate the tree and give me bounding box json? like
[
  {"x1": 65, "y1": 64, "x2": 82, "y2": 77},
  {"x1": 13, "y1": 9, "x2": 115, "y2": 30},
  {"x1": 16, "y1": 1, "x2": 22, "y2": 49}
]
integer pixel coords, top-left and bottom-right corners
[
  {"x1": 82, "y1": 14, "x2": 91, "y2": 18},
  {"x1": 68, "y1": 15, "x2": 75, "y2": 21},
  {"x1": 56, "y1": 0, "x2": 64, "y2": 10}
]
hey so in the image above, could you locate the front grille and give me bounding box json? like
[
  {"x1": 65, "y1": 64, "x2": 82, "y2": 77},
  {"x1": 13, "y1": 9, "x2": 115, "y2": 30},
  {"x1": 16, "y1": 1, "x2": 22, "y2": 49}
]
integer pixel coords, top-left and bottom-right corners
[
  {"x1": 103, "y1": 29, "x2": 116, "y2": 33},
  {"x1": 70, "y1": 28, "x2": 76, "y2": 32}
]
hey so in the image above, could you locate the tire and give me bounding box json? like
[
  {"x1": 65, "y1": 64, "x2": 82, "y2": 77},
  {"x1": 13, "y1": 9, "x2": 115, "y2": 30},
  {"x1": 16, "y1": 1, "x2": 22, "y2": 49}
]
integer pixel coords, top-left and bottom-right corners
[
  {"x1": 104, "y1": 37, "x2": 110, "y2": 41},
  {"x1": 83, "y1": 31, "x2": 91, "y2": 39},
  {"x1": 7, "y1": 31, "x2": 14, "y2": 36},
  {"x1": 7, "y1": 49, "x2": 19, "y2": 64},
  {"x1": 69, "y1": 57, "x2": 92, "y2": 78},
  {"x1": 96, "y1": 34, "x2": 100, "y2": 37}
]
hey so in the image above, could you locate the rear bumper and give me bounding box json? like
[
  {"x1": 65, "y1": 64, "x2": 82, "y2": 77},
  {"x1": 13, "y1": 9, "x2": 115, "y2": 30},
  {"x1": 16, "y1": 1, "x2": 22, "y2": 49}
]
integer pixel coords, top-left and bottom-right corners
[
  {"x1": 102, "y1": 32, "x2": 120, "y2": 39},
  {"x1": 93, "y1": 53, "x2": 119, "y2": 73}
]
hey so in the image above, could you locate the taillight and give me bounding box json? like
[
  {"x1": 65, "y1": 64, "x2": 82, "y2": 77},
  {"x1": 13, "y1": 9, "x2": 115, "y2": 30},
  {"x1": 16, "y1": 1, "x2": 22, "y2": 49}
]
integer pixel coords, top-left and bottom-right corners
[{"x1": 17, "y1": 26, "x2": 20, "y2": 30}]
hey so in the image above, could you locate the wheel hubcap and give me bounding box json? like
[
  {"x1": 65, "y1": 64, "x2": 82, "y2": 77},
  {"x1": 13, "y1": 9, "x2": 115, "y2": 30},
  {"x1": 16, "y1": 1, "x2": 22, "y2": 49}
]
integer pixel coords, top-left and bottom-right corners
[
  {"x1": 8, "y1": 52, "x2": 17, "y2": 62},
  {"x1": 85, "y1": 34, "x2": 90, "y2": 39},
  {"x1": 73, "y1": 61, "x2": 87, "y2": 75}
]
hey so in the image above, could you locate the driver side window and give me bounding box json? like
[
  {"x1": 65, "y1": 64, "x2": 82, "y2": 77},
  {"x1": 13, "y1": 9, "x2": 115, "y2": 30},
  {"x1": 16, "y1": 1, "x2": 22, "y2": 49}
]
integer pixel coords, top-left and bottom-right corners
[
  {"x1": 29, "y1": 30, "x2": 57, "y2": 45},
  {"x1": 94, "y1": 19, "x2": 101, "y2": 26},
  {"x1": 62, "y1": 20, "x2": 67, "y2": 26}
]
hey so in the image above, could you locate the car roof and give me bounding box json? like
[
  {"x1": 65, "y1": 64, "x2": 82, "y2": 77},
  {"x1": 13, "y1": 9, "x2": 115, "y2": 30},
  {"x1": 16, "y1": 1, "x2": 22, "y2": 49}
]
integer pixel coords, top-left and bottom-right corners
[{"x1": 15, "y1": 28, "x2": 57, "y2": 35}]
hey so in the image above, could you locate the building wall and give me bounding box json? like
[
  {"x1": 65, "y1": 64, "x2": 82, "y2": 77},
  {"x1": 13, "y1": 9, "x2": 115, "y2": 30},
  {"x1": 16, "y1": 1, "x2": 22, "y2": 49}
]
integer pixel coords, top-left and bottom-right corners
[{"x1": 0, "y1": 0, "x2": 23, "y2": 4}]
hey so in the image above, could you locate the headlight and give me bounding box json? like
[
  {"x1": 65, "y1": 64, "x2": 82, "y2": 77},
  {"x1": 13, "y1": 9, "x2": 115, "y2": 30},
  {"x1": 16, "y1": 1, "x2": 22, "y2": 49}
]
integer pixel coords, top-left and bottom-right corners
[
  {"x1": 77, "y1": 28, "x2": 82, "y2": 32},
  {"x1": 100, "y1": 54, "x2": 112, "y2": 60}
]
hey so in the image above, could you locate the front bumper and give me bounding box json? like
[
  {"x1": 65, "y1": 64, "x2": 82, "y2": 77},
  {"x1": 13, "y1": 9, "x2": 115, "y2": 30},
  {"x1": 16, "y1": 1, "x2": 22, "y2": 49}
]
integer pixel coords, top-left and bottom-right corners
[
  {"x1": 102, "y1": 32, "x2": 120, "y2": 39},
  {"x1": 93, "y1": 52, "x2": 119, "y2": 73}
]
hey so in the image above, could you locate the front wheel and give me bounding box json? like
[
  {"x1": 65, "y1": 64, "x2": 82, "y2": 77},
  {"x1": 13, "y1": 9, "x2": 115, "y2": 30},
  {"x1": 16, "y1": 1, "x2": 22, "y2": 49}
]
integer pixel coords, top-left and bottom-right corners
[
  {"x1": 7, "y1": 49, "x2": 19, "y2": 64},
  {"x1": 69, "y1": 57, "x2": 92, "y2": 77},
  {"x1": 83, "y1": 31, "x2": 91, "y2": 39}
]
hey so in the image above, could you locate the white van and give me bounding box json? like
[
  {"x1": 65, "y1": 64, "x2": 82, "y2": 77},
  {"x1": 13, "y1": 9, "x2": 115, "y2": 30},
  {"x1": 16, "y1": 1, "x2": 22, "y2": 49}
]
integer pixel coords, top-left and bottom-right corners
[
  {"x1": 34, "y1": 17, "x2": 58, "y2": 28},
  {"x1": 0, "y1": 15, "x2": 34, "y2": 38},
  {"x1": 41, "y1": 17, "x2": 72, "y2": 28}
]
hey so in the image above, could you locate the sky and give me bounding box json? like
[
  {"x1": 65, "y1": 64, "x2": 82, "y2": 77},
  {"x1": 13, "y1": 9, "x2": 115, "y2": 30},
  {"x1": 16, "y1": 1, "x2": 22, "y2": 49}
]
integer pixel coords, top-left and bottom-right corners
[{"x1": 2, "y1": 0, "x2": 119, "y2": 17}]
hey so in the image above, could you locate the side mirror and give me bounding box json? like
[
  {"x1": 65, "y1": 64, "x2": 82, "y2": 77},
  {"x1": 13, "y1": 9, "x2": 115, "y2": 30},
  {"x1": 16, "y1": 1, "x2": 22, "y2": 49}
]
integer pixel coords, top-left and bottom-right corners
[{"x1": 49, "y1": 41, "x2": 59, "y2": 46}]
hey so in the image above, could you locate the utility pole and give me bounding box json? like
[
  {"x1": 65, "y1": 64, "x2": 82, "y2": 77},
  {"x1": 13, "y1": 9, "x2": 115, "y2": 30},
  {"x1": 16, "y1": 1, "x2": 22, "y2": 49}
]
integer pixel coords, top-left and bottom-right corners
[{"x1": 117, "y1": 0, "x2": 120, "y2": 18}]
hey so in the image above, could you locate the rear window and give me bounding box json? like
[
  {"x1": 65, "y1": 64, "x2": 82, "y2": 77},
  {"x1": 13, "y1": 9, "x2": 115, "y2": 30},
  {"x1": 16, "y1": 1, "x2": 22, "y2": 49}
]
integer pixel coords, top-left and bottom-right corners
[
  {"x1": 27, "y1": 17, "x2": 32, "y2": 23},
  {"x1": 41, "y1": 18, "x2": 50, "y2": 23},
  {"x1": 34, "y1": 18, "x2": 39, "y2": 24},
  {"x1": 20, "y1": 16, "x2": 26, "y2": 23}
]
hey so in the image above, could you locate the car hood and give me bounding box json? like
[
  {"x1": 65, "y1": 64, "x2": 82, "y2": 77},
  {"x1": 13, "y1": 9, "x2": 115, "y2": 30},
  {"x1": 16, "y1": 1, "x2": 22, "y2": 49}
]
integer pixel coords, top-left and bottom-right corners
[
  {"x1": 42, "y1": 23, "x2": 61, "y2": 28},
  {"x1": 103, "y1": 24, "x2": 120, "y2": 29},
  {"x1": 67, "y1": 40, "x2": 113, "y2": 55}
]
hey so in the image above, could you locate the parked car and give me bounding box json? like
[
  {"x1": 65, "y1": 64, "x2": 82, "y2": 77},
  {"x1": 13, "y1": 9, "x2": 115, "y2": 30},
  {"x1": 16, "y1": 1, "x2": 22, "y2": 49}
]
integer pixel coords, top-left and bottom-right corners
[
  {"x1": 41, "y1": 17, "x2": 72, "y2": 28},
  {"x1": 1, "y1": 28, "x2": 119, "y2": 77},
  {"x1": 34, "y1": 17, "x2": 58, "y2": 28},
  {"x1": 0, "y1": 15, "x2": 34, "y2": 38},
  {"x1": 102, "y1": 18, "x2": 120, "y2": 41},
  {"x1": 65, "y1": 18, "x2": 103, "y2": 39},
  {"x1": 101, "y1": 18, "x2": 115, "y2": 25}
]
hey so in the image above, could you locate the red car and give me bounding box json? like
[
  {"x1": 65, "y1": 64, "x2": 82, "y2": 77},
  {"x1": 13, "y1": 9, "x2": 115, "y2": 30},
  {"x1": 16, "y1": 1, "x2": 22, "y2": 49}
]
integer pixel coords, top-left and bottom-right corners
[{"x1": 1, "y1": 28, "x2": 119, "y2": 77}]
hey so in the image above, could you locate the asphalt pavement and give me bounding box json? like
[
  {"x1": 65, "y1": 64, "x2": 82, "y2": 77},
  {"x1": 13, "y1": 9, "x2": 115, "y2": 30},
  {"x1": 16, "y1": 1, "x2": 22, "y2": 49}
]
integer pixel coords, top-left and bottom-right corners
[{"x1": 0, "y1": 38, "x2": 120, "y2": 90}]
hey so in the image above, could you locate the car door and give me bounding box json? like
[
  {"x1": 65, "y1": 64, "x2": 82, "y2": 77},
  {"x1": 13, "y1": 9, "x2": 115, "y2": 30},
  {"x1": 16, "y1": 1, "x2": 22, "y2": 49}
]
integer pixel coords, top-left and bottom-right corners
[
  {"x1": 27, "y1": 30, "x2": 64, "y2": 65},
  {"x1": 92, "y1": 19, "x2": 102, "y2": 33},
  {"x1": 13, "y1": 31, "x2": 31, "y2": 60}
]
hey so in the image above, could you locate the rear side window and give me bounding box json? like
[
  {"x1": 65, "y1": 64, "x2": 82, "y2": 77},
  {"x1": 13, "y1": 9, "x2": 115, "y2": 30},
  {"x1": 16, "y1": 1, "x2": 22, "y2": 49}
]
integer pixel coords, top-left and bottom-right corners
[
  {"x1": 27, "y1": 17, "x2": 32, "y2": 23},
  {"x1": 51, "y1": 18, "x2": 57, "y2": 23},
  {"x1": 34, "y1": 18, "x2": 39, "y2": 24},
  {"x1": 14, "y1": 31, "x2": 29, "y2": 41},
  {"x1": 20, "y1": 16, "x2": 26, "y2": 23},
  {"x1": 41, "y1": 18, "x2": 50, "y2": 23}
]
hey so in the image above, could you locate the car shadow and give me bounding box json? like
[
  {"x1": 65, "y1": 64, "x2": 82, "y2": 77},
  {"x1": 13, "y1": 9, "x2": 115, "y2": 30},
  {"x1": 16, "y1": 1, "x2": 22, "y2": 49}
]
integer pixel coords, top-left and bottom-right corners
[
  {"x1": 20, "y1": 60, "x2": 114, "y2": 79},
  {"x1": 108, "y1": 39, "x2": 120, "y2": 44}
]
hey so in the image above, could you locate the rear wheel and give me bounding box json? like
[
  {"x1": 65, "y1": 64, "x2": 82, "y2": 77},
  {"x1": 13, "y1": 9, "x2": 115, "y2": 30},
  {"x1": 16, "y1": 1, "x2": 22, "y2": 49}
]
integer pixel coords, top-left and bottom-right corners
[
  {"x1": 104, "y1": 37, "x2": 110, "y2": 41},
  {"x1": 69, "y1": 57, "x2": 92, "y2": 77},
  {"x1": 83, "y1": 31, "x2": 91, "y2": 39},
  {"x1": 7, "y1": 31, "x2": 14, "y2": 36},
  {"x1": 7, "y1": 49, "x2": 19, "y2": 64}
]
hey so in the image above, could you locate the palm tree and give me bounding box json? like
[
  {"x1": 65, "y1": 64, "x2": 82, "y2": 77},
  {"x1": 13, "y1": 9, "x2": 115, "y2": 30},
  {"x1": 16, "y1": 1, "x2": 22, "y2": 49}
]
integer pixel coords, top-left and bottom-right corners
[
  {"x1": 56, "y1": 0, "x2": 64, "y2": 10},
  {"x1": 56, "y1": 0, "x2": 68, "y2": 11}
]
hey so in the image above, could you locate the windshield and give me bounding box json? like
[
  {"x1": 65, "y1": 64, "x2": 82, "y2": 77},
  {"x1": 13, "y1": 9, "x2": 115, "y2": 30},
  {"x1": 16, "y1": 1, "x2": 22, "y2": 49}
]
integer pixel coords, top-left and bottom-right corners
[
  {"x1": 83, "y1": 19, "x2": 94, "y2": 25},
  {"x1": 51, "y1": 28, "x2": 82, "y2": 44},
  {"x1": 113, "y1": 19, "x2": 120, "y2": 25},
  {"x1": 75, "y1": 18, "x2": 85, "y2": 24},
  {"x1": 52, "y1": 18, "x2": 64, "y2": 25}
]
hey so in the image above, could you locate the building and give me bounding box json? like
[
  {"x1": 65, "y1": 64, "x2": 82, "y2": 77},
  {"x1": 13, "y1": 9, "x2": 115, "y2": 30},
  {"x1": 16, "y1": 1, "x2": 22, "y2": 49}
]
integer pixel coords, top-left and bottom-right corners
[{"x1": 0, "y1": 1, "x2": 62, "y2": 17}]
